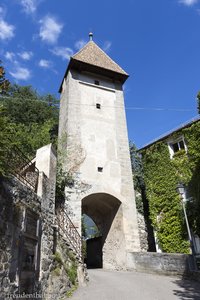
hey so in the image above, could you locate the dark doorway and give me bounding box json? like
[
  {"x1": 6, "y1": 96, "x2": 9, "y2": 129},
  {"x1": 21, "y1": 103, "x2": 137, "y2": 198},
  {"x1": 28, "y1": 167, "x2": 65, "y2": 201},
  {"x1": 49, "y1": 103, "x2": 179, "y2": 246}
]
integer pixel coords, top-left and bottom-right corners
[
  {"x1": 86, "y1": 237, "x2": 103, "y2": 268},
  {"x1": 82, "y1": 214, "x2": 102, "y2": 268},
  {"x1": 19, "y1": 210, "x2": 41, "y2": 294}
]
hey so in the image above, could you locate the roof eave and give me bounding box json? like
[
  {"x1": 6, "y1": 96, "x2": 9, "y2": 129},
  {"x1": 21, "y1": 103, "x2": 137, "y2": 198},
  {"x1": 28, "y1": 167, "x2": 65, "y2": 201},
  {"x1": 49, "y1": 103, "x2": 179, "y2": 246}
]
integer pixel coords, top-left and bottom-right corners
[
  {"x1": 59, "y1": 58, "x2": 129, "y2": 93},
  {"x1": 138, "y1": 116, "x2": 200, "y2": 152}
]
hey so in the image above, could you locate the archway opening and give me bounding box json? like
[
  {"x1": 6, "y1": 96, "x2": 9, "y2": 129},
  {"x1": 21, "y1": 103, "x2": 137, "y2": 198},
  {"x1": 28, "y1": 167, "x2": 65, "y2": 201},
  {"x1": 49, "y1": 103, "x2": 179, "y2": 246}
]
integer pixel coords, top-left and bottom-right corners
[{"x1": 82, "y1": 193, "x2": 121, "y2": 269}]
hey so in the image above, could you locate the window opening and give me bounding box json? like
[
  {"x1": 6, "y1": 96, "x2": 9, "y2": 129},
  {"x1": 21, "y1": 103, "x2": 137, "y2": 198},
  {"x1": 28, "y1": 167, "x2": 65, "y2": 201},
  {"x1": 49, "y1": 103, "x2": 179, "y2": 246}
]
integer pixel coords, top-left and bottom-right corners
[
  {"x1": 171, "y1": 140, "x2": 185, "y2": 153},
  {"x1": 96, "y1": 103, "x2": 101, "y2": 109},
  {"x1": 94, "y1": 80, "x2": 100, "y2": 85},
  {"x1": 168, "y1": 137, "x2": 187, "y2": 159}
]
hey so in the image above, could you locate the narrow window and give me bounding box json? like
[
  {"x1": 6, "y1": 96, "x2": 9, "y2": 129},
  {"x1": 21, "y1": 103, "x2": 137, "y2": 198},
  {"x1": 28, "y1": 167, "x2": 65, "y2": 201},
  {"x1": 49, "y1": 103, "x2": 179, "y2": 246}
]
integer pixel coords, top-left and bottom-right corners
[
  {"x1": 96, "y1": 103, "x2": 101, "y2": 109},
  {"x1": 179, "y1": 140, "x2": 185, "y2": 150},
  {"x1": 172, "y1": 142, "x2": 179, "y2": 153},
  {"x1": 94, "y1": 80, "x2": 100, "y2": 85},
  {"x1": 97, "y1": 167, "x2": 103, "y2": 172}
]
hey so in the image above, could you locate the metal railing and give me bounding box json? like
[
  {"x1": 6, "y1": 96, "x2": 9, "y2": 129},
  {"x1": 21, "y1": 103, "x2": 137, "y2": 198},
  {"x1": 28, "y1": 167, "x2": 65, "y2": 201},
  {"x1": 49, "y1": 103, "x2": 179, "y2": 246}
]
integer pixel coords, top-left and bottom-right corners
[
  {"x1": 6, "y1": 145, "x2": 39, "y2": 190},
  {"x1": 55, "y1": 205, "x2": 82, "y2": 262}
]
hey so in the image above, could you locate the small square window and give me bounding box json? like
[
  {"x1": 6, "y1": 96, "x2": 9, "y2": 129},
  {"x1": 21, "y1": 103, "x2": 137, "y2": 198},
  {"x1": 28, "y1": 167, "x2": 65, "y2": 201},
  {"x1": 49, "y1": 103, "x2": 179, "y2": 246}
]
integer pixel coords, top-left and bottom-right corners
[
  {"x1": 97, "y1": 167, "x2": 103, "y2": 172},
  {"x1": 96, "y1": 103, "x2": 101, "y2": 109},
  {"x1": 94, "y1": 80, "x2": 100, "y2": 85}
]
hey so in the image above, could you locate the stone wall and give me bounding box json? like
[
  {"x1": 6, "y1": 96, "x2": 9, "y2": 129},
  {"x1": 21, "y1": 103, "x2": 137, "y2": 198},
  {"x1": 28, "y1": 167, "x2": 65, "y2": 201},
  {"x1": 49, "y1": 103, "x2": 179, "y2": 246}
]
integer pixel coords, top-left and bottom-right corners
[
  {"x1": 44, "y1": 234, "x2": 87, "y2": 299},
  {"x1": 0, "y1": 177, "x2": 42, "y2": 298},
  {"x1": 0, "y1": 144, "x2": 86, "y2": 299},
  {"x1": 137, "y1": 212, "x2": 148, "y2": 252},
  {"x1": 0, "y1": 177, "x2": 86, "y2": 299},
  {"x1": 127, "y1": 252, "x2": 196, "y2": 276}
]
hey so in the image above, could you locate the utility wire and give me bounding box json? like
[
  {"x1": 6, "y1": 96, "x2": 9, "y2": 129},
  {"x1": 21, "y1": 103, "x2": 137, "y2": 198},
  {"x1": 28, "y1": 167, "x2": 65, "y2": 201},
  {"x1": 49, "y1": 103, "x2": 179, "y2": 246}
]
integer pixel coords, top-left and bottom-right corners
[
  {"x1": 68, "y1": 102, "x2": 193, "y2": 112},
  {"x1": 0, "y1": 95, "x2": 194, "y2": 112}
]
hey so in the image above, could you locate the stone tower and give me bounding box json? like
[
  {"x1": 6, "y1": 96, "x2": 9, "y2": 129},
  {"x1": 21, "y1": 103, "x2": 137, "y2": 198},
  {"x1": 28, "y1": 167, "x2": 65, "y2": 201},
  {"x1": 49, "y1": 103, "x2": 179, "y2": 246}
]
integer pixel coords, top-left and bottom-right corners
[{"x1": 58, "y1": 34, "x2": 140, "y2": 270}]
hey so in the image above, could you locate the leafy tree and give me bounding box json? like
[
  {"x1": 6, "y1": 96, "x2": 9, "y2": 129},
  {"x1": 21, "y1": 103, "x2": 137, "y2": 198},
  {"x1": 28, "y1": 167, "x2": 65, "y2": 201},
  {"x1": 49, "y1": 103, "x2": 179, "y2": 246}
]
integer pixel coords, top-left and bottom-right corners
[
  {"x1": 82, "y1": 214, "x2": 101, "y2": 239},
  {"x1": 1, "y1": 84, "x2": 58, "y2": 125},
  {"x1": 0, "y1": 105, "x2": 14, "y2": 176},
  {"x1": 12, "y1": 120, "x2": 57, "y2": 157},
  {"x1": 130, "y1": 142, "x2": 145, "y2": 214},
  {"x1": 0, "y1": 63, "x2": 59, "y2": 176},
  {"x1": 0, "y1": 83, "x2": 59, "y2": 158},
  {"x1": 0, "y1": 61, "x2": 10, "y2": 94},
  {"x1": 197, "y1": 91, "x2": 200, "y2": 114},
  {"x1": 0, "y1": 63, "x2": 12, "y2": 176}
]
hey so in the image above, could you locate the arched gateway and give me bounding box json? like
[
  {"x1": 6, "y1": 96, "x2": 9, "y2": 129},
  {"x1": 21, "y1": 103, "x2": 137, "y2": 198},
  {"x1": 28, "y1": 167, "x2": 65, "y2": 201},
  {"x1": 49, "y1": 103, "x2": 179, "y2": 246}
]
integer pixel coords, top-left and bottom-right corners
[
  {"x1": 58, "y1": 34, "x2": 140, "y2": 270},
  {"x1": 82, "y1": 193, "x2": 122, "y2": 269}
]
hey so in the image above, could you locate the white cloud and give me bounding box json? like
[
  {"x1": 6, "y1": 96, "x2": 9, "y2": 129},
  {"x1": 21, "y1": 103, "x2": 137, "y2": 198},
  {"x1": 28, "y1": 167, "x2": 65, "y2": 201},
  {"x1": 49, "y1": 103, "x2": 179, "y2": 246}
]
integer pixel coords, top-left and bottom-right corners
[
  {"x1": 179, "y1": 0, "x2": 198, "y2": 6},
  {"x1": 50, "y1": 46, "x2": 73, "y2": 60},
  {"x1": 38, "y1": 59, "x2": 52, "y2": 68},
  {"x1": 19, "y1": 0, "x2": 37, "y2": 14},
  {"x1": 5, "y1": 51, "x2": 15, "y2": 61},
  {"x1": 0, "y1": 19, "x2": 15, "y2": 40},
  {"x1": 75, "y1": 39, "x2": 87, "y2": 50},
  {"x1": 10, "y1": 66, "x2": 31, "y2": 81},
  {"x1": 5, "y1": 50, "x2": 33, "y2": 62},
  {"x1": 39, "y1": 16, "x2": 63, "y2": 44},
  {"x1": 18, "y1": 51, "x2": 33, "y2": 60},
  {"x1": 103, "y1": 41, "x2": 112, "y2": 52}
]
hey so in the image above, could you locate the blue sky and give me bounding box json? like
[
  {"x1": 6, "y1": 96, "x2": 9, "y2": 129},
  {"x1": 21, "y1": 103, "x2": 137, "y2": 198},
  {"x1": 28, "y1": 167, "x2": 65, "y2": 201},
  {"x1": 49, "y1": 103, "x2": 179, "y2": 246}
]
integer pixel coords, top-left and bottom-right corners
[{"x1": 0, "y1": 0, "x2": 200, "y2": 148}]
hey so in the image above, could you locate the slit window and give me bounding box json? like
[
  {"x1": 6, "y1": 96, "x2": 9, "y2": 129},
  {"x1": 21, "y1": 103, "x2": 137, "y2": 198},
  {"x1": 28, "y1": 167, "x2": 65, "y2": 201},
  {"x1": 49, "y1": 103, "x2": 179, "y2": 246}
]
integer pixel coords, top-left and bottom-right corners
[
  {"x1": 96, "y1": 103, "x2": 101, "y2": 109},
  {"x1": 98, "y1": 167, "x2": 103, "y2": 172},
  {"x1": 94, "y1": 80, "x2": 100, "y2": 85}
]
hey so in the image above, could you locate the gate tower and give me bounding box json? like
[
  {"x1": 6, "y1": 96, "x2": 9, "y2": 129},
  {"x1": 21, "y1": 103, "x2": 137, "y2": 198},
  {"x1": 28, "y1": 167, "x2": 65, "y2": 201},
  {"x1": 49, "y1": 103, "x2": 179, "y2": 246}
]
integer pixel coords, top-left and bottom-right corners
[{"x1": 58, "y1": 33, "x2": 140, "y2": 269}]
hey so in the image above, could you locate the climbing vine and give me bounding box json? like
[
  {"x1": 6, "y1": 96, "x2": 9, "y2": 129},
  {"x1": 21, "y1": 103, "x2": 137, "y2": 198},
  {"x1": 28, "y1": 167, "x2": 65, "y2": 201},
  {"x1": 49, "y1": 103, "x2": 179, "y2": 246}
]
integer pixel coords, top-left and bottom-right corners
[{"x1": 140, "y1": 120, "x2": 200, "y2": 253}]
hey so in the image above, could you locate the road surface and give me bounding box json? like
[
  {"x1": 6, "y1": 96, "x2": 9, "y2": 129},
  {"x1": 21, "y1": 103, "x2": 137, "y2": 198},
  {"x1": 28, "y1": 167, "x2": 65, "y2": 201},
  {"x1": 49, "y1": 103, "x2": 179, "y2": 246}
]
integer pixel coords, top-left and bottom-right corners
[{"x1": 71, "y1": 269, "x2": 200, "y2": 300}]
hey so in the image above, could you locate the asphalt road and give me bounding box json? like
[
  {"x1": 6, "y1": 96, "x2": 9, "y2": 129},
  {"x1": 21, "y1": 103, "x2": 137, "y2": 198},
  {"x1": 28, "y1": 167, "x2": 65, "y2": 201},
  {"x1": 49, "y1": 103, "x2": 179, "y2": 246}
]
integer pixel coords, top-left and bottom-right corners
[{"x1": 71, "y1": 269, "x2": 200, "y2": 300}]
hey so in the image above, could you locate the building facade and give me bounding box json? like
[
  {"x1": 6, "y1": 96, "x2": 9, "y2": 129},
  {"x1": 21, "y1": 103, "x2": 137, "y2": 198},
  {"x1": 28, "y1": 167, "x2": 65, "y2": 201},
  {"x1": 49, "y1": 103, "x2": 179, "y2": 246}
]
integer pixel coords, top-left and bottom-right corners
[{"x1": 139, "y1": 116, "x2": 200, "y2": 254}]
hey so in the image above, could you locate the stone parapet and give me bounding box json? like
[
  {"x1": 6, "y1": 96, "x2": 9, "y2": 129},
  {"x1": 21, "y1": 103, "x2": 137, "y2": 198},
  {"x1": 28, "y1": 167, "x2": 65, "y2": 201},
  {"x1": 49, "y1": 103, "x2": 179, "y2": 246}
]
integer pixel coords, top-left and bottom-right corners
[{"x1": 127, "y1": 252, "x2": 196, "y2": 276}]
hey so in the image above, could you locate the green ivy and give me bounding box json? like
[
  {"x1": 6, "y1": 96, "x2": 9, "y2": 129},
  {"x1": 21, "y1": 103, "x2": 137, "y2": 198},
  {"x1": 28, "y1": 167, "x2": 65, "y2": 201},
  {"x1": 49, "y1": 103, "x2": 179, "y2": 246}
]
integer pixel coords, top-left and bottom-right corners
[
  {"x1": 53, "y1": 251, "x2": 78, "y2": 285},
  {"x1": 140, "y1": 121, "x2": 200, "y2": 253}
]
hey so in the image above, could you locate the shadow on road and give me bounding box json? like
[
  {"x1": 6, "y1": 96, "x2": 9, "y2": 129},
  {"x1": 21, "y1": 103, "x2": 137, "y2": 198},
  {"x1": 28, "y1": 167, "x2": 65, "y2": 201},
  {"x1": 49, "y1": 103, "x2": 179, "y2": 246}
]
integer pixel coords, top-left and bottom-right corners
[{"x1": 173, "y1": 278, "x2": 200, "y2": 300}]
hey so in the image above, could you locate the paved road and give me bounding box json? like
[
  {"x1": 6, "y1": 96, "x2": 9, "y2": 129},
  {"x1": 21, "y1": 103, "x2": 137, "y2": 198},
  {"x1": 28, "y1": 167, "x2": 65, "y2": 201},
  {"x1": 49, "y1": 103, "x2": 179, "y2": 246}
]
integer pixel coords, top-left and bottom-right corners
[{"x1": 71, "y1": 269, "x2": 200, "y2": 300}]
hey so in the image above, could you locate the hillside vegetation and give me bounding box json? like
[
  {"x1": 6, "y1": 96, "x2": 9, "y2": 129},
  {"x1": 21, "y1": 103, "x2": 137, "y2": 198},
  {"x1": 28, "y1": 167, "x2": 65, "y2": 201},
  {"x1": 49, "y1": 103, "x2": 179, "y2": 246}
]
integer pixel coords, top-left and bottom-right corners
[{"x1": 0, "y1": 61, "x2": 59, "y2": 176}]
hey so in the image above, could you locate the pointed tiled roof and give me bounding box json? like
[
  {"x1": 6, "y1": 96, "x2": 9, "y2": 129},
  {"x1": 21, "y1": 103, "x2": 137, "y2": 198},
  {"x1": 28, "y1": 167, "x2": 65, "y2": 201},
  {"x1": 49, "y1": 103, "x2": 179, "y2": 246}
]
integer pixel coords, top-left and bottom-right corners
[
  {"x1": 72, "y1": 41, "x2": 128, "y2": 76},
  {"x1": 59, "y1": 40, "x2": 129, "y2": 92}
]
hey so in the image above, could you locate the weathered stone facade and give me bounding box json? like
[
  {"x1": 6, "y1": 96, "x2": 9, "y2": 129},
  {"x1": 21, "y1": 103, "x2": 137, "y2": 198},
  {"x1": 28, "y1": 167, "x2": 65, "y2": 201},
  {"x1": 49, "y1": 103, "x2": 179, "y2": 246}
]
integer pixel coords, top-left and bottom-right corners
[
  {"x1": 0, "y1": 177, "x2": 42, "y2": 298},
  {"x1": 58, "y1": 40, "x2": 141, "y2": 270},
  {"x1": 0, "y1": 144, "x2": 86, "y2": 299},
  {"x1": 137, "y1": 212, "x2": 148, "y2": 252}
]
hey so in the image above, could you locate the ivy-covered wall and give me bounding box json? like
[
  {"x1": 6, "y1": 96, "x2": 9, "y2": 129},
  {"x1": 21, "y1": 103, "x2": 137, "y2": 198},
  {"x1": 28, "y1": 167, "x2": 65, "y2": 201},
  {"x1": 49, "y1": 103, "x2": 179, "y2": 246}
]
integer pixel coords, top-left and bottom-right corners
[{"x1": 140, "y1": 120, "x2": 200, "y2": 254}]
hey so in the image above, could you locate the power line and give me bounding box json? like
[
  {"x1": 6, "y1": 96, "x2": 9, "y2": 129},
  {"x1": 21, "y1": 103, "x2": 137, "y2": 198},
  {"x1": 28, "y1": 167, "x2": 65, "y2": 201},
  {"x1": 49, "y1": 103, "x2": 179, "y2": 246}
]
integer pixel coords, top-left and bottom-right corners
[
  {"x1": 68, "y1": 102, "x2": 193, "y2": 112},
  {"x1": 0, "y1": 95, "x2": 194, "y2": 112},
  {"x1": 126, "y1": 107, "x2": 193, "y2": 112}
]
